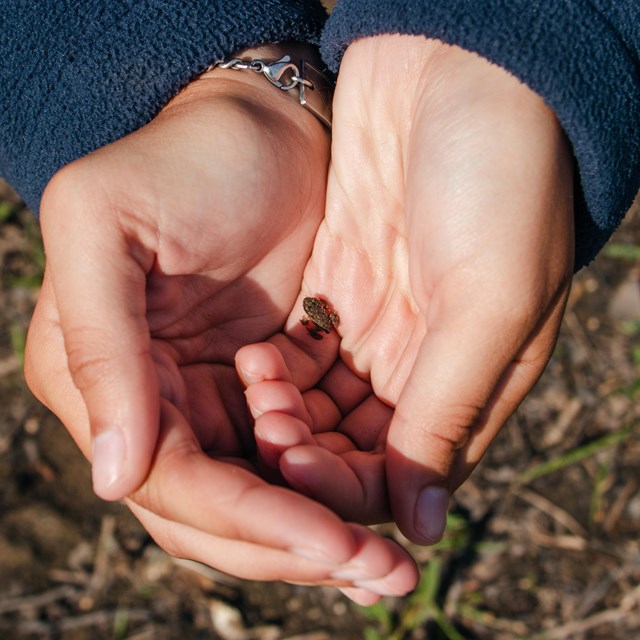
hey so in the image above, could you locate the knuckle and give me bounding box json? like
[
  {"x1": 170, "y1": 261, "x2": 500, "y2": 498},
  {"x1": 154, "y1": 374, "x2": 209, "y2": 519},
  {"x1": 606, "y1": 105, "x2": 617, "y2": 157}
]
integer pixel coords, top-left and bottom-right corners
[
  {"x1": 396, "y1": 402, "x2": 480, "y2": 452},
  {"x1": 128, "y1": 442, "x2": 202, "y2": 531},
  {"x1": 64, "y1": 327, "x2": 122, "y2": 392},
  {"x1": 428, "y1": 423, "x2": 473, "y2": 452},
  {"x1": 40, "y1": 161, "x2": 91, "y2": 226}
]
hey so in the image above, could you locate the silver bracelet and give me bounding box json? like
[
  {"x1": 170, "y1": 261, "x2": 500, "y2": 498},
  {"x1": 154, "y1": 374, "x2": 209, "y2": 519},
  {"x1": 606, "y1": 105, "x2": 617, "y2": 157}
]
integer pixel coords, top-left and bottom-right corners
[{"x1": 208, "y1": 55, "x2": 334, "y2": 129}]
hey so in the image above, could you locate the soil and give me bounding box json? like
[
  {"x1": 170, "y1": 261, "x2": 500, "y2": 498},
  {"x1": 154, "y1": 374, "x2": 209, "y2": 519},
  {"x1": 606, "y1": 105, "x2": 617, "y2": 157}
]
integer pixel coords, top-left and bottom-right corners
[{"x1": 1, "y1": 178, "x2": 639, "y2": 639}]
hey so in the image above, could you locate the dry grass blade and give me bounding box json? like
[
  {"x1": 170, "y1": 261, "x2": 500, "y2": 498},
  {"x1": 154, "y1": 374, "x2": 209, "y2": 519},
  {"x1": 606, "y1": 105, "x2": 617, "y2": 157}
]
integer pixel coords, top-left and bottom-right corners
[{"x1": 517, "y1": 487, "x2": 589, "y2": 537}]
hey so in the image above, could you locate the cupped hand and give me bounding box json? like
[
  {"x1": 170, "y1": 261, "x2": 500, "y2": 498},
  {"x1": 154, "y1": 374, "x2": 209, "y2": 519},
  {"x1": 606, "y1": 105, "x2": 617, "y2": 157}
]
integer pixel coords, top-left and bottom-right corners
[
  {"x1": 238, "y1": 35, "x2": 575, "y2": 545},
  {"x1": 24, "y1": 44, "x2": 419, "y2": 600}
]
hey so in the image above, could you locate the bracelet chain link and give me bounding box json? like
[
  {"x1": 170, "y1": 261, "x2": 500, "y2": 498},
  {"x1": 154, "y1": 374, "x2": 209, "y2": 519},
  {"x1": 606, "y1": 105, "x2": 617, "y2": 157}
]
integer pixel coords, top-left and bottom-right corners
[{"x1": 208, "y1": 55, "x2": 333, "y2": 128}]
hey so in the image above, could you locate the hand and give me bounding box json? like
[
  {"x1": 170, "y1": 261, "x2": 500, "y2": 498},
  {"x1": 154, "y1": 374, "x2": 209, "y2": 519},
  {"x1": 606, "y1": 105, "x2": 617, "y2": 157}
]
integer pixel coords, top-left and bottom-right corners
[
  {"x1": 237, "y1": 35, "x2": 575, "y2": 544},
  {"x1": 24, "y1": 44, "x2": 419, "y2": 601}
]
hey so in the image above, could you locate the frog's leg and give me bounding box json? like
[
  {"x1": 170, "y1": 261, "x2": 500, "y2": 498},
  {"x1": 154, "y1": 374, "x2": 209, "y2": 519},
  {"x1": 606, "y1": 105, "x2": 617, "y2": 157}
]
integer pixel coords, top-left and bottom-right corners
[{"x1": 300, "y1": 317, "x2": 324, "y2": 340}]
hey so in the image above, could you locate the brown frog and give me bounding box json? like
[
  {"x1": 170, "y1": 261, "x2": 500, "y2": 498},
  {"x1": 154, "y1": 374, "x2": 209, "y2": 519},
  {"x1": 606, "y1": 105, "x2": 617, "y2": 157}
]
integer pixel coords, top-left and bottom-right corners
[{"x1": 300, "y1": 296, "x2": 340, "y2": 340}]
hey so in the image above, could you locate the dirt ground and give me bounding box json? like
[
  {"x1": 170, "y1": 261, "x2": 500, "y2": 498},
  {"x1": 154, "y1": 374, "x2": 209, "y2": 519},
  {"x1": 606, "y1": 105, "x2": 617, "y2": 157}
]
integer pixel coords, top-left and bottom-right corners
[{"x1": 1, "y1": 177, "x2": 639, "y2": 639}]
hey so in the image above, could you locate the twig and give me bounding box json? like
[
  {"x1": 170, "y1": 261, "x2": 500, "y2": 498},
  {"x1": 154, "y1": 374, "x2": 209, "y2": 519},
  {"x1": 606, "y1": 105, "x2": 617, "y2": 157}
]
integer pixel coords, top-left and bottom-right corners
[
  {"x1": 458, "y1": 604, "x2": 528, "y2": 637},
  {"x1": 9, "y1": 620, "x2": 53, "y2": 637},
  {"x1": 10, "y1": 610, "x2": 151, "y2": 639},
  {"x1": 541, "y1": 396, "x2": 583, "y2": 448},
  {"x1": 562, "y1": 308, "x2": 606, "y2": 374},
  {"x1": 603, "y1": 479, "x2": 637, "y2": 534},
  {"x1": 529, "y1": 531, "x2": 588, "y2": 552},
  {"x1": 534, "y1": 607, "x2": 640, "y2": 639},
  {"x1": 0, "y1": 585, "x2": 78, "y2": 615},
  {"x1": 47, "y1": 568, "x2": 91, "y2": 586},
  {"x1": 577, "y1": 564, "x2": 630, "y2": 618},
  {"x1": 535, "y1": 584, "x2": 640, "y2": 639},
  {"x1": 0, "y1": 354, "x2": 21, "y2": 377},
  {"x1": 88, "y1": 515, "x2": 117, "y2": 593},
  {"x1": 517, "y1": 487, "x2": 588, "y2": 538},
  {"x1": 58, "y1": 608, "x2": 150, "y2": 632}
]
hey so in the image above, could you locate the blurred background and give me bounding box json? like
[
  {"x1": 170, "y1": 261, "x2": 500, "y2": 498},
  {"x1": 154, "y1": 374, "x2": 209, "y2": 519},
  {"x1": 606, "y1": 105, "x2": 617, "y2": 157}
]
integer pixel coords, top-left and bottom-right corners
[{"x1": 0, "y1": 177, "x2": 639, "y2": 640}]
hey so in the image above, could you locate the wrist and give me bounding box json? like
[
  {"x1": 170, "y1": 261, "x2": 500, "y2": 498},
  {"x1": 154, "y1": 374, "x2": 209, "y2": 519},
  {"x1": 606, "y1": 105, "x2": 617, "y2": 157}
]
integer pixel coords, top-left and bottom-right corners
[{"x1": 165, "y1": 42, "x2": 331, "y2": 136}]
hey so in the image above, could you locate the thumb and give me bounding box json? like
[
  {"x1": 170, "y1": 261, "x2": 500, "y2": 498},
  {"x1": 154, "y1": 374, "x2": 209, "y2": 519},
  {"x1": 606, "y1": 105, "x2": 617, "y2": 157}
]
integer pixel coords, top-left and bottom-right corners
[
  {"x1": 386, "y1": 307, "x2": 560, "y2": 545},
  {"x1": 41, "y1": 170, "x2": 159, "y2": 501}
]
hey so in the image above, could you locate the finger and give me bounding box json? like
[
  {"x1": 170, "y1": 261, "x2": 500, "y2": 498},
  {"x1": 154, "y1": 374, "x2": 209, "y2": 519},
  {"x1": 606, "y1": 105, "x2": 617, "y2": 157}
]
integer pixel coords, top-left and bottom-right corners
[
  {"x1": 245, "y1": 380, "x2": 313, "y2": 425},
  {"x1": 237, "y1": 290, "x2": 342, "y2": 395},
  {"x1": 281, "y1": 445, "x2": 390, "y2": 524},
  {"x1": 237, "y1": 340, "x2": 372, "y2": 422},
  {"x1": 335, "y1": 523, "x2": 419, "y2": 596},
  {"x1": 235, "y1": 342, "x2": 294, "y2": 386},
  {"x1": 239, "y1": 344, "x2": 392, "y2": 522},
  {"x1": 238, "y1": 343, "x2": 343, "y2": 470},
  {"x1": 25, "y1": 269, "x2": 92, "y2": 456},
  {"x1": 41, "y1": 172, "x2": 159, "y2": 501},
  {"x1": 387, "y1": 292, "x2": 569, "y2": 544},
  {"x1": 25, "y1": 302, "x2": 405, "y2": 582},
  {"x1": 254, "y1": 413, "x2": 316, "y2": 469},
  {"x1": 132, "y1": 400, "x2": 359, "y2": 564},
  {"x1": 243, "y1": 370, "x2": 358, "y2": 467},
  {"x1": 449, "y1": 292, "x2": 569, "y2": 488},
  {"x1": 337, "y1": 394, "x2": 392, "y2": 451},
  {"x1": 249, "y1": 389, "x2": 354, "y2": 470},
  {"x1": 129, "y1": 501, "x2": 347, "y2": 583},
  {"x1": 243, "y1": 373, "x2": 316, "y2": 470},
  {"x1": 129, "y1": 502, "x2": 419, "y2": 595},
  {"x1": 132, "y1": 403, "x2": 418, "y2": 588}
]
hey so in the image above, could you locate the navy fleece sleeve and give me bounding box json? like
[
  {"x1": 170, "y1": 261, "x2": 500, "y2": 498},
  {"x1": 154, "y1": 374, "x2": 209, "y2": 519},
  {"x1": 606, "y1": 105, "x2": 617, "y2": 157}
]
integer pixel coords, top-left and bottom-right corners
[
  {"x1": 0, "y1": 0, "x2": 327, "y2": 213},
  {"x1": 322, "y1": 1, "x2": 640, "y2": 268}
]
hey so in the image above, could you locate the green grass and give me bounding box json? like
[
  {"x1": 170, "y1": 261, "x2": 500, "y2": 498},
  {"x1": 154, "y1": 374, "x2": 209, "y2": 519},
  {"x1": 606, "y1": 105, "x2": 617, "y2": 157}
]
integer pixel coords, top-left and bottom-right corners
[
  {"x1": 362, "y1": 554, "x2": 466, "y2": 640},
  {"x1": 0, "y1": 200, "x2": 15, "y2": 223},
  {"x1": 518, "y1": 423, "x2": 637, "y2": 484},
  {"x1": 602, "y1": 242, "x2": 640, "y2": 261},
  {"x1": 9, "y1": 322, "x2": 27, "y2": 367}
]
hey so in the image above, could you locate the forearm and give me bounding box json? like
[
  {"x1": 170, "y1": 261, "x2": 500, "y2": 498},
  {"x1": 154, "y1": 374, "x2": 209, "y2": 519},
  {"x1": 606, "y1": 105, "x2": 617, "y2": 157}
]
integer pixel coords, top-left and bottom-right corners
[
  {"x1": 0, "y1": 0, "x2": 328, "y2": 213},
  {"x1": 322, "y1": 0, "x2": 640, "y2": 268}
]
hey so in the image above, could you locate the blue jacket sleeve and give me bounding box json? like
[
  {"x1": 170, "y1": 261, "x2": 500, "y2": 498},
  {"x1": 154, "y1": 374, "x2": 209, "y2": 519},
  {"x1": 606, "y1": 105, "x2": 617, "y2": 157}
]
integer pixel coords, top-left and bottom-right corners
[
  {"x1": 0, "y1": 0, "x2": 328, "y2": 214},
  {"x1": 321, "y1": 0, "x2": 640, "y2": 268}
]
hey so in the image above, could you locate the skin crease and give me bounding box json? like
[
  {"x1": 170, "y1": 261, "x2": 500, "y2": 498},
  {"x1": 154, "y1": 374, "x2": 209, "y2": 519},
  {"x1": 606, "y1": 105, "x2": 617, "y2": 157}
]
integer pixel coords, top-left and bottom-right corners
[
  {"x1": 24, "y1": 43, "x2": 419, "y2": 602},
  {"x1": 236, "y1": 35, "x2": 575, "y2": 544}
]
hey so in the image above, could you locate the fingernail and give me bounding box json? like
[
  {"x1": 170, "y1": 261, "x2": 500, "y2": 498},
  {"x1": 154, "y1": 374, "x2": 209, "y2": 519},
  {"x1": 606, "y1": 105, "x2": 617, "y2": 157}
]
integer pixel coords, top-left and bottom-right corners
[
  {"x1": 291, "y1": 547, "x2": 341, "y2": 565},
  {"x1": 238, "y1": 364, "x2": 262, "y2": 386},
  {"x1": 353, "y1": 576, "x2": 412, "y2": 597},
  {"x1": 414, "y1": 486, "x2": 449, "y2": 543},
  {"x1": 245, "y1": 396, "x2": 263, "y2": 420},
  {"x1": 92, "y1": 429, "x2": 126, "y2": 495},
  {"x1": 330, "y1": 564, "x2": 378, "y2": 582}
]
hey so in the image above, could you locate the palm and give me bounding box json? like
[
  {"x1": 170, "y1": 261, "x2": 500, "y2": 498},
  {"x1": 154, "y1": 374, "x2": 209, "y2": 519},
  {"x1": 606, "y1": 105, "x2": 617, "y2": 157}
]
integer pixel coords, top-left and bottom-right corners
[
  {"x1": 46, "y1": 69, "x2": 329, "y2": 456},
  {"x1": 142, "y1": 179, "x2": 326, "y2": 458},
  {"x1": 147, "y1": 259, "x2": 322, "y2": 459},
  {"x1": 26, "y1": 57, "x2": 422, "y2": 597},
  {"x1": 242, "y1": 36, "x2": 575, "y2": 542}
]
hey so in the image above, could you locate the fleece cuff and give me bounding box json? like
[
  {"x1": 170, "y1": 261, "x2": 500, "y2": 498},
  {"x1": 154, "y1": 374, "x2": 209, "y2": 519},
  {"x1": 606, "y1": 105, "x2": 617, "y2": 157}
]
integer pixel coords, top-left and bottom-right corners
[
  {"x1": 0, "y1": 0, "x2": 328, "y2": 212},
  {"x1": 322, "y1": 0, "x2": 640, "y2": 267}
]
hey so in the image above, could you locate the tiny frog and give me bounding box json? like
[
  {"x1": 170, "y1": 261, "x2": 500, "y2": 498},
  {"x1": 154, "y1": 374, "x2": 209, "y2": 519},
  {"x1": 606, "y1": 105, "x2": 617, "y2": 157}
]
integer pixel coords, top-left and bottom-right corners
[{"x1": 300, "y1": 296, "x2": 340, "y2": 340}]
